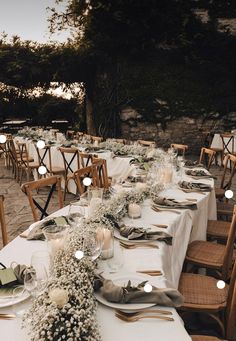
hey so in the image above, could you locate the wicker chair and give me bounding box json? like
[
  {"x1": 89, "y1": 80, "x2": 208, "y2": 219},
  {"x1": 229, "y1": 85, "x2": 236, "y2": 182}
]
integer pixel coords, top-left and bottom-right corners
[
  {"x1": 184, "y1": 205, "x2": 236, "y2": 281},
  {"x1": 199, "y1": 147, "x2": 216, "y2": 170},
  {"x1": 179, "y1": 257, "x2": 236, "y2": 338},
  {"x1": 21, "y1": 176, "x2": 64, "y2": 222},
  {"x1": 0, "y1": 195, "x2": 8, "y2": 246},
  {"x1": 170, "y1": 143, "x2": 188, "y2": 157}
]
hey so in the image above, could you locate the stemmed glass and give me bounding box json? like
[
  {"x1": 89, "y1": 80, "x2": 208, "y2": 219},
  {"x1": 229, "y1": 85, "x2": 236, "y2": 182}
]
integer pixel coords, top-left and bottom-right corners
[{"x1": 82, "y1": 232, "x2": 103, "y2": 261}]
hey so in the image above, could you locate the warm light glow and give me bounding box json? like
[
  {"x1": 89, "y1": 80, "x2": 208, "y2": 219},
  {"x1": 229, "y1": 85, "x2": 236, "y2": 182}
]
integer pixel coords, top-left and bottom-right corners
[
  {"x1": 38, "y1": 166, "x2": 47, "y2": 175},
  {"x1": 37, "y1": 140, "x2": 45, "y2": 149},
  {"x1": 144, "y1": 283, "x2": 153, "y2": 293},
  {"x1": 75, "y1": 250, "x2": 84, "y2": 260},
  {"x1": 217, "y1": 280, "x2": 225, "y2": 289},
  {"x1": 83, "y1": 177, "x2": 92, "y2": 186},
  {"x1": 0, "y1": 135, "x2": 7, "y2": 143},
  {"x1": 225, "y1": 190, "x2": 233, "y2": 199}
]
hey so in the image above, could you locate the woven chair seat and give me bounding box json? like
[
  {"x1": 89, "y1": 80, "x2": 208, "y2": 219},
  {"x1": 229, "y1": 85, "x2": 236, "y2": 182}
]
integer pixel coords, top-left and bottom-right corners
[
  {"x1": 217, "y1": 201, "x2": 234, "y2": 218},
  {"x1": 191, "y1": 336, "x2": 222, "y2": 341},
  {"x1": 207, "y1": 220, "x2": 231, "y2": 239},
  {"x1": 215, "y1": 188, "x2": 225, "y2": 199},
  {"x1": 186, "y1": 241, "x2": 225, "y2": 268},
  {"x1": 179, "y1": 273, "x2": 228, "y2": 306}
]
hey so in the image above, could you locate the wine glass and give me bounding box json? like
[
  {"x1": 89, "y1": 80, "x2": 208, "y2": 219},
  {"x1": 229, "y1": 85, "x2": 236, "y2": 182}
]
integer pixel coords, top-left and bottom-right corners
[
  {"x1": 24, "y1": 268, "x2": 38, "y2": 298},
  {"x1": 67, "y1": 199, "x2": 85, "y2": 226},
  {"x1": 83, "y1": 233, "x2": 103, "y2": 261}
]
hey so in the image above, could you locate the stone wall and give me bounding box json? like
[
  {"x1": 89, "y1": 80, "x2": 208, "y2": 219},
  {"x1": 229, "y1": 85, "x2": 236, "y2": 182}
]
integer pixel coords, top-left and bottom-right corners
[{"x1": 120, "y1": 108, "x2": 235, "y2": 155}]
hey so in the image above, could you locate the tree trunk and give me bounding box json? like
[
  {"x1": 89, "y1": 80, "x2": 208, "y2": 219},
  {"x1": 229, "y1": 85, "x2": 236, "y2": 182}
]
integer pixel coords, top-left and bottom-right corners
[{"x1": 85, "y1": 93, "x2": 96, "y2": 135}]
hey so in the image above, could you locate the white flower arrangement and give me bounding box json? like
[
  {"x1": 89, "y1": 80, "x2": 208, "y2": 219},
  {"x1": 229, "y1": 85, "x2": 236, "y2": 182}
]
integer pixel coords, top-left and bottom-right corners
[{"x1": 23, "y1": 179, "x2": 163, "y2": 340}]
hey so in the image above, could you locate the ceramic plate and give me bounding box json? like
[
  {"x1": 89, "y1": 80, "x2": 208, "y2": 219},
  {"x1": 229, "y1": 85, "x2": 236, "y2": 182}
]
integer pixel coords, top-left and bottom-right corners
[{"x1": 95, "y1": 273, "x2": 156, "y2": 311}]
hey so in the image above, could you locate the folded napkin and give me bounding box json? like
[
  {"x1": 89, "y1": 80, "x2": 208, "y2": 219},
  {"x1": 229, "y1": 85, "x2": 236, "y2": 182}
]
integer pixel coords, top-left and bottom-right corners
[
  {"x1": 94, "y1": 275, "x2": 184, "y2": 307},
  {"x1": 179, "y1": 181, "x2": 212, "y2": 192},
  {"x1": 118, "y1": 225, "x2": 172, "y2": 245},
  {"x1": 185, "y1": 169, "x2": 215, "y2": 179},
  {"x1": 184, "y1": 160, "x2": 204, "y2": 168},
  {"x1": 0, "y1": 264, "x2": 29, "y2": 296},
  {"x1": 152, "y1": 196, "x2": 197, "y2": 210},
  {"x1": 24, "y1": 216, "x2": 68, "y2": 241}
]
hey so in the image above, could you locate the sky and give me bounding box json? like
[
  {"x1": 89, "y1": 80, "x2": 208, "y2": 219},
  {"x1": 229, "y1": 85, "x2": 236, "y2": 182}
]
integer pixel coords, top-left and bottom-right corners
[{"x1": 0, "y1": 0, "x2": 71, "y2": 43}]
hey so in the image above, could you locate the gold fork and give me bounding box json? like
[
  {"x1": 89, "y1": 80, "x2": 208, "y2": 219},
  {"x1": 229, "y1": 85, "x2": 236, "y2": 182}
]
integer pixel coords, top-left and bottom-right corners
[
  {"x1": 115, "y1": 312, "x2": 174, "y2": 322},
  {"x1": 0, "y1": 314, "x2": 16, "y2": 319},
  {"x1": 119, "y1": 241, "x2": 159, "y2": 249},
  {"x1": 136, "y1": 269, "x2": 162, "y2": 276},
  {"x1": 116, "y1": 309, "x2": 173, "y2": 316}
]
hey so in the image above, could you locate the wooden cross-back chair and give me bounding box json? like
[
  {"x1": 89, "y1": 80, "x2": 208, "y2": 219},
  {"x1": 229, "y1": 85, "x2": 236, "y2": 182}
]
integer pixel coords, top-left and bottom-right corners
[
  {"x1": 199, "y1": 147, "x2": 216, "y2": 170},
  {"x1": 179, "y1": 254, "x2": 236, "y2": 340},
  {"x1": 58, "y1": 147, "x2": 80, "y2": 199},
  {"x1": 83, "y1": 134, "x2": 92, "y2": 143},
  {"x1": 16, "y1": 142, "x2": 39, "y2": 184},
  {"x1": 0, "y1": 195, "x2": 8, "y2": 247},
  {"x1": 184, "y1": 205, "x2": 236, "y2": 281},
  {"x1": 215, "y1": 153, "x2": 236, "y2": 200},
  {"x1": 21, "y1": 176, "x2": 64, "y2": 222},
  {"x1": 0, "y1": 140, "x2": 11, "y2": 168},
  {"x1": 137, "y1": 140, "x2": 156, "y2": 147},
  {"x1": 92, "y1": 158, "x2": 110, "y2": 189},
  {"x1": 73, "y1": 165, "x2": 98, "y2": 196},
  {"x1": 220, "y1": 133, "x2": 236, "y2": 156},
  {"x1": 7, "y1": 138, "x2": 22, "y2": 180},
  {"x1": 170, "y1": 143, "x2": 188, "y2": 157},
  {"x1": 79, "y1": 152, "x2": 95, "y2": 168},
  {"x1": 34, "y1": 143, "x2": 64, "y2": 177}
]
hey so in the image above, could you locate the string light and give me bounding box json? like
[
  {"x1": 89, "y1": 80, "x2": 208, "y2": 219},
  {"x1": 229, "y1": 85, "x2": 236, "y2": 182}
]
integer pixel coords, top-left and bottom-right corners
[
  {"x1": 0, "y1": 135, "x2": 7, "y2": 143},
  {"x1": 38, "y1": 166, "x2": 47, "y2": 175},
  {"x1": 83, "y1": 177, "x2": 92, "y2": 186},
  {"x1": 217, "y1": 280, "x2": 225, "y2": 289},
  {"x1": 75, "y1": 250, "x2": 84, "y2": 260}
]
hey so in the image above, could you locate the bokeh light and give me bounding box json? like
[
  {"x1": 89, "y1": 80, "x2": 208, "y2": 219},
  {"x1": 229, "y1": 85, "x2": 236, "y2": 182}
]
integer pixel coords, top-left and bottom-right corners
[
  {"x1": 83, "y1": 177, "x2": 92, "y2": 186},
  {"x1": 38, "y1": 166, "x2": 47, "y2": 175},
  {"x1": 144, "y1": 283, "x2": 153, "y2": 293},
  {"x1": 0, "y1": 135, "x2": 7, "y2": 143},
  {"x1": 225, "y1": 190, "x2": 233, "y2": 199}
]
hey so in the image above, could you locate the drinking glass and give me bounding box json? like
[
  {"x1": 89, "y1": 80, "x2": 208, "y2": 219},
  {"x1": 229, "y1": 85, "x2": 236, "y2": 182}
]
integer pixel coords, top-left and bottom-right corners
[
  {"x1": 24, "y1": 268, "x2": 38, "y2": 298},
  {"x1": 107, "y1": 245, "x2": 124, "y2": 273},
  {"x1": 82, "y1": 233, "x2": 103, "y2": 261},
  {"x1": 67, "y1": 199, "x2": 85, "y2": 226}
]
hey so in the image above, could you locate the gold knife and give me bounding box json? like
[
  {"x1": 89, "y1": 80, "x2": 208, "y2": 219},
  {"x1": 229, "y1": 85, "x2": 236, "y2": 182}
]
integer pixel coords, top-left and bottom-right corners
[{"x1": 0, "y1": 313, "x2": 16, "y2": 319}]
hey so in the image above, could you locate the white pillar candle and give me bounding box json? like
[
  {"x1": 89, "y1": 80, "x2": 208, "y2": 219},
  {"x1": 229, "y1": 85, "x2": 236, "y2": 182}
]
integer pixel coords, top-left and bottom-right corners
[
  {"x1": 94, "y1": 140, "x2": 99, "y2": 147},
  {"x1": 135, "y1": 182, "x2": 147, "y2": 191},
  {"x1": 96, "y1": 227, "x2": 113, "y2": 259},
  {"x1": 163, "y1": 168, "x2": 173, "y2": 184},
  {"x1": 128, "y1": 203, "x2": 142, "y2": 218},
  {"x1": 50, "y1": 238, "x2": 64, "y2": 256}
]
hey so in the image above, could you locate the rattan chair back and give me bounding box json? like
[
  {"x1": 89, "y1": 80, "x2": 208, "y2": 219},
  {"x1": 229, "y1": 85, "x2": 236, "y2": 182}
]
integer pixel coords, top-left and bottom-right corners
[
  {"x1": 222, "y1": 205, "x2": 236, "y2": 280},
  {"x1": 21, "y1": 176, "x2": 63, "y2": 222},
  {"x1": 0, "y1": 195, "x2": 8, "y2": 246}
]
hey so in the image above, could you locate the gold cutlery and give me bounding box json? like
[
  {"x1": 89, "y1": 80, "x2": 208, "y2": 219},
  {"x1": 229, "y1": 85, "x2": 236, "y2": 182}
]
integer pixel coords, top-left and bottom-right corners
[
  {"x1": 136, "y1": 269, "x2": 162, "y2": 276},
  {"x1": 115, "y1": 309, "x2": 173, "y2": 316},
  {"x1": 151, "y1": 205, "x2": 181, "y2": 215},
  {"x1": 120, "y1": 241, "x2": 159, "y2": 249},
  {"x1": 115, "y1": 312, "x2": 174, "y2": 322},
  {"x1": 0, "y1": 313, "x2": 16, "y2": 319},
  {"x1": 151, "y1": 224, "x2": 168, "y2": 229}
]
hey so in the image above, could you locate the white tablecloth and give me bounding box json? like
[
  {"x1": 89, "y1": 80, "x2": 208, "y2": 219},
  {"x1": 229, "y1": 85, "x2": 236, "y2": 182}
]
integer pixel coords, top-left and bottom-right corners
[
  {"x1": 211, "y1": 133, "x2": 236, "y2": 153},
  {"x1": 0, "y1": 175, "x2": 216, "y2": 341},
  {"x1": 15, "y1": 138, "x2": 136, "y2": 193}
]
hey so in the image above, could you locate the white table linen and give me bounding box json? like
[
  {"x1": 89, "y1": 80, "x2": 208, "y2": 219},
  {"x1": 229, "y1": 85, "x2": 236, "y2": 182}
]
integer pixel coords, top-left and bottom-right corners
[{"x1": 0, "y1": 173, "x2": 216, "y2": 341}]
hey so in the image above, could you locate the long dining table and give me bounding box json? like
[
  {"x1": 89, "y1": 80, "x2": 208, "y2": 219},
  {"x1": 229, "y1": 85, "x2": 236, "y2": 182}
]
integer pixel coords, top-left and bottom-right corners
[{"x1": 0, "y1": 168, "x2": 216, "y2": 341}]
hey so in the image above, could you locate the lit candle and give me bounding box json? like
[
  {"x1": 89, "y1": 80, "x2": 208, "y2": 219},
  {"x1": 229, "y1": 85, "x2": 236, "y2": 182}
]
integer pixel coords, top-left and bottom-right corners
[
  {"x1": 96, "y1": 227, "x2": 113, "y2": 259},
  {"x1": 94, "y1": 140, "x2": 99, "y2": 147},
  {"x1": 163, "y1": 168, "x2": 173, "y2": 184},
  {"x1": 128, "y1": 203, "x2": 142, "y2": 218},
  {"x1": 50, "y1": 238, "x2": 64, "y2": 256}
]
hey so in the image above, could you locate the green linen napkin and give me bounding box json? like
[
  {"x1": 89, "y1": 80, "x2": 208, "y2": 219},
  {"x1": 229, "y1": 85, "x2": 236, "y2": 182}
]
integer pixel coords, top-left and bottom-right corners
[
  {"x1": 118, "y1": 225, "x2": 173, "y2": 245},
  {"x1": 94, "y1": 275, "x2": 184, "y2": 307},
  {"x1": 26, "y1": 216, "x2": 68, "y2": 241},
  {"x1": 184, "y1": 160, "x2": 205, "y2": 168},
  {"x1": 0, "y1": 264, "x2": 29, "y2": 297},
  {"x1": 178, "y1": 181, "x2": 212, "y2": 192},
  {"x1": 152, "y1": 196, "x2": 197, "y2": 210},
  {"x1": 185, "y1": 169, "x2": 216, "y2": 179}
]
